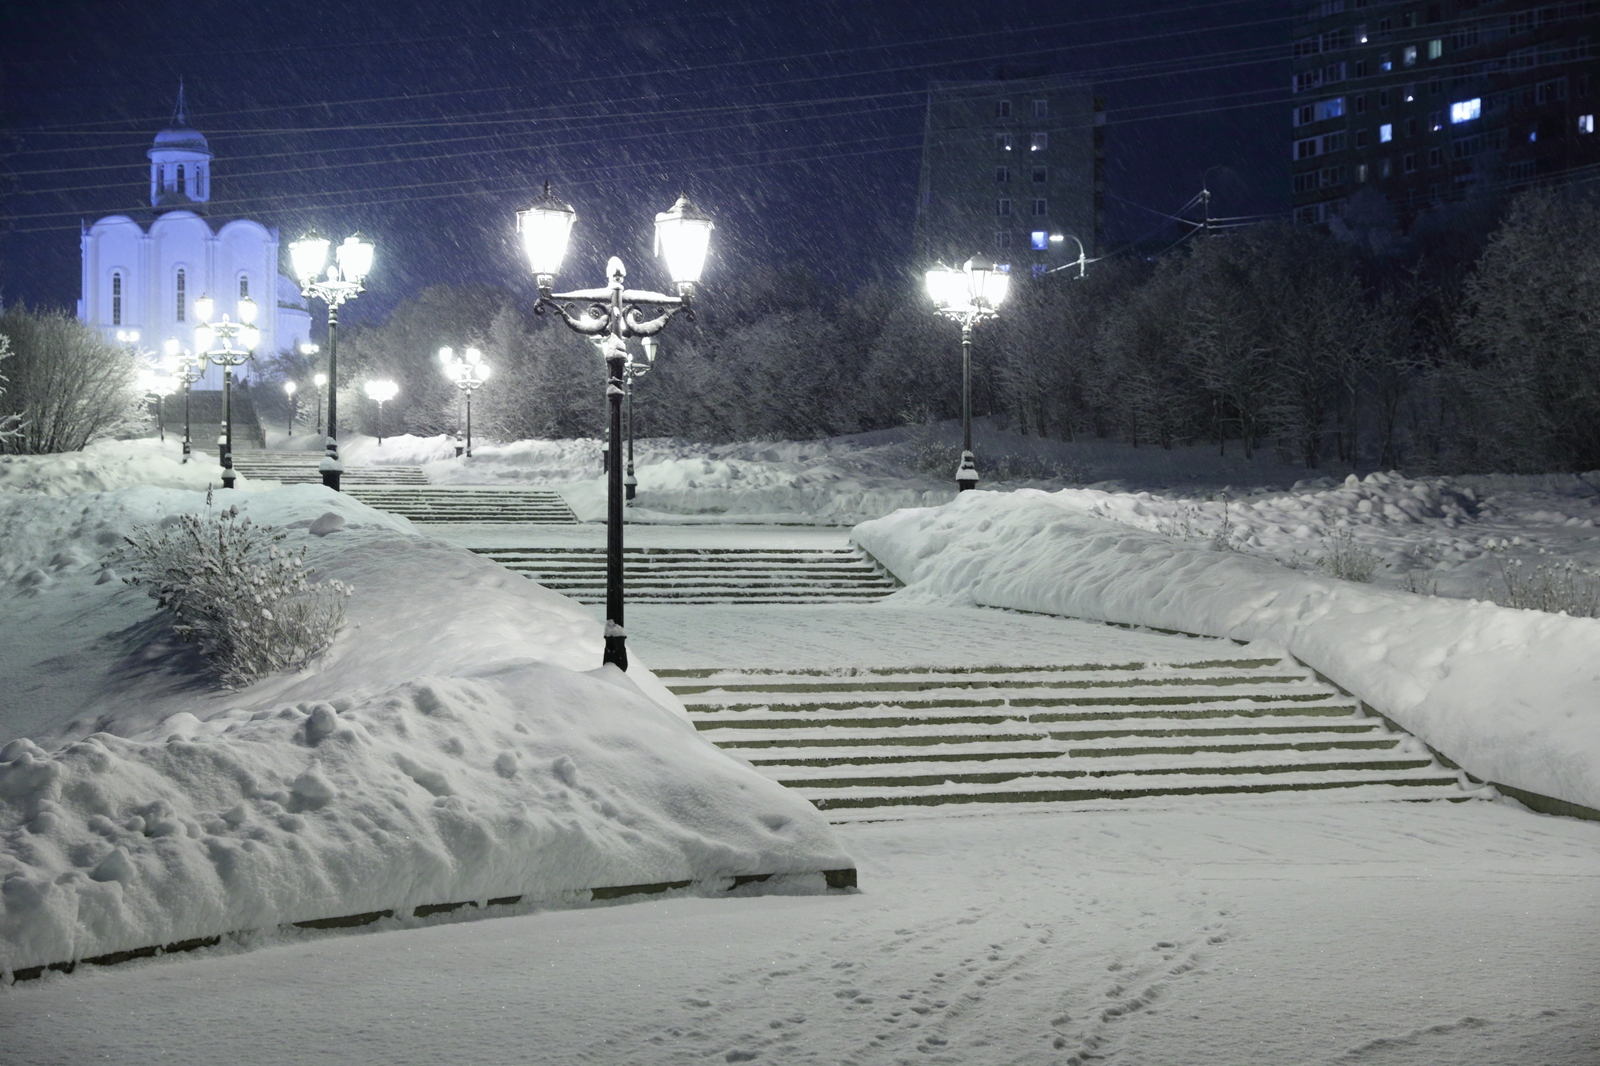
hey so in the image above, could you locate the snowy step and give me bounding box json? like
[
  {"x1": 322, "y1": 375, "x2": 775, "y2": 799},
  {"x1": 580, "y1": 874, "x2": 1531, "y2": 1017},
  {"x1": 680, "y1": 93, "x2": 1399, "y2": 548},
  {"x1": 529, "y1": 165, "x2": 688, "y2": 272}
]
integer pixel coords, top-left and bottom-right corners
[
  {"x1": 664, "y1": 661, "x2": 1481, "y2": 816},
  {"x1": 227, "y1": 454, "x2": 430, "y2": 485},
  {"x1": 344, "y1": 489, "x2": 578, "y2": 523},
  {"x1": 475, "y1": 547, "x2": 899, "y2": 604}
]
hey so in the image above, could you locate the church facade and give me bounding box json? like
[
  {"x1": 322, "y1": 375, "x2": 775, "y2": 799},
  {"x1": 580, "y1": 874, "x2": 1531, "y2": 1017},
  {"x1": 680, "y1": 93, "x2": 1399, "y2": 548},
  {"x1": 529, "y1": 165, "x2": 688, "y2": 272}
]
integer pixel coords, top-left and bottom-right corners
[{"x1": 77, "y1": 90, "x2": 312, "y2": 389}]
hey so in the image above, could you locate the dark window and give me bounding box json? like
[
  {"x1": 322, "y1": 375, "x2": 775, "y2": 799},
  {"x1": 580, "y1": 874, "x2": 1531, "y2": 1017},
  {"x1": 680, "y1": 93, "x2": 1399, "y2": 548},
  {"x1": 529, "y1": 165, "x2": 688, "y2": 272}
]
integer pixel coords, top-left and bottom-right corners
[
  {"x1": 996, "y1": 166, "x2": 1011, "y2": 183},
  {"x1": 111, "y1": 272, "x2": 122, "y2": 326},
  {"x1": 1032, "y1": 166, "x2": 1048, "y2": 183},
  {"x1": 238, "y1": 275, "x2": 249, "y2": 299},
  {"x1": 176, "y1": 269, "x2": 186, "y2": 322},
  {"x1": 997, "y1": 198, "x2": 1012, "y2": 216},
  {"x1": 1032, "y1": 198, "x2": 1048, "y2": 216},
  {"x1": 176, "y1": 164, "x2": 186, "y2": 194},
  {"x1": 1428, "y1": 146, "x2": 1443, "y2": 166},
  {"x1": 1355, "y1": 94, "x2": 1368, "y2": 114},
  {"x1": 1403, "y1": 152, "x2": 1417, "y2": 172},
  {"x1": 996, "y1": 99, "x2": 1011, "y2": 118}
]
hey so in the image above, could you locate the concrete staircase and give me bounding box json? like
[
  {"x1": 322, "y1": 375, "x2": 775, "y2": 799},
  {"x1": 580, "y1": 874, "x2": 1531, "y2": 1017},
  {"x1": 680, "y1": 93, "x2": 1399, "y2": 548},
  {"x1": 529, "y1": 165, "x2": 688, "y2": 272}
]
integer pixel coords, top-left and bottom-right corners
[
  {"x1": 345, "y1": 487, "x2": 577, "y2": 523},
  {"x1": 474, "y1": 547, "x2": 900, "y2": 604},
  {"x1": 227, "y1": 452, "x2": 428, "y2": 485},
  {"x1": 660, "y1": 659, "x2": 1479, "y2": 820}
]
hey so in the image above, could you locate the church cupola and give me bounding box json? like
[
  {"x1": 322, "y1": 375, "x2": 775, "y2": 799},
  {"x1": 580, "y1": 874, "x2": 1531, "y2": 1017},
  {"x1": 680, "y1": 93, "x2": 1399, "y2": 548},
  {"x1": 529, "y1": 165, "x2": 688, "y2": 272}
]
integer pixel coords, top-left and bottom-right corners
[{"x1": 148, "y1": 80, "x2": 212, "y2": 214}]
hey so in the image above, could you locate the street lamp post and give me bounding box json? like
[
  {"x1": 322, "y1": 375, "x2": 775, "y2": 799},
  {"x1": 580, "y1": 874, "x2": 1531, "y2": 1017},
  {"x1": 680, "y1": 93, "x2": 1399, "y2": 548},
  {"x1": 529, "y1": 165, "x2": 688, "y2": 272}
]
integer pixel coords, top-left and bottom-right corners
[
  {"x1": 289, "y1": 232, "x2": 375, "y2": 491},
  {"x1": 136, "y1": 365, "x2": 176, "y2": 442},
  {"x1": 439, "y1": 346, "x2": 491, "y2": 457},
  {"x1": 163, "y1": 338, "x2": 206, "y2": 463},
  {"x1": 283, "y1": 380, "x2": 298, "y2": 437},
  {"x1": 193, "y1": 294, "x2": 261, "y2": 490},
  {"x1": 517, "y1": 185, "x2": 712, "y2": 670},
  {"x1": 925, "y1": 257, "x2": 1010, "y2": 492},
  {"x1": 312, "y1": 372, "x2": 328, "y2": 434},
  {"x1": 624, "y1": 335, "x2": 657, "y2": 502},
  {"x1": 363, "y1": 379, "x2": 399, "y2": 446}
]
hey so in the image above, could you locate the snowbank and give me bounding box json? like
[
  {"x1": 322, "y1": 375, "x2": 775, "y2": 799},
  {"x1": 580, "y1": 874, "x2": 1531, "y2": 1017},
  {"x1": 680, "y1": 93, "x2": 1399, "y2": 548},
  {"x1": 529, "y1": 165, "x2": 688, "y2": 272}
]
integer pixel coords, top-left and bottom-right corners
[
  {"x1": 0, "y1": 438, "x2": 229, "y2": 496},
  {"x1": 853, "y1": 489, "x2": 1600, "y2": 814},
  {"x1": 0, "y1": 485, "x2": 849, "y2": 974}
]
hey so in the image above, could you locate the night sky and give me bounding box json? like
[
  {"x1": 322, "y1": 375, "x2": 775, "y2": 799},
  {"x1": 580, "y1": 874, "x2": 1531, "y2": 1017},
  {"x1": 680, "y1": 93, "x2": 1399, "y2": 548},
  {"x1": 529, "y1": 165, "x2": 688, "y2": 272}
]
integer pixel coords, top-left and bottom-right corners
[{"x1": 0, "y1": 0, "x2": 1288, "y2": 323}]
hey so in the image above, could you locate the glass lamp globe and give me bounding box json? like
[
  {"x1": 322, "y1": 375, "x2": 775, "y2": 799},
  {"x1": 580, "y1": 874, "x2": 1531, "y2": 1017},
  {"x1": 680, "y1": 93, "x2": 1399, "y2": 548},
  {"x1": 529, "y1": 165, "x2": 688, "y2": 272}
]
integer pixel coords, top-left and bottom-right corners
[
  {"x1": 290, "y1": 231, "x2": 330, "y2": 286},
  {"x1": 654, "y1": 194, "x2": 714, "y2": 293},
  {"x1": 517, "y1": 183, "x2": 576, "y2": 283},
  {"x1": 194, "y1": 294, "x2": 215, "y2": 324},
  {"x1": 337, "y1": 233, "x2": 375, "y2": 282}
]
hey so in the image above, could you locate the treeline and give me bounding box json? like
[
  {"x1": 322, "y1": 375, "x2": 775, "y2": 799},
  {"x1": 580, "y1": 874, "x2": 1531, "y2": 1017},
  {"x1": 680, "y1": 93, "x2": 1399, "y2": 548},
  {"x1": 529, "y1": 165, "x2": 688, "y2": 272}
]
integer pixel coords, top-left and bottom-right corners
[{"x1": 291, "y1": 184, "x2": 1600, "y2": 474}]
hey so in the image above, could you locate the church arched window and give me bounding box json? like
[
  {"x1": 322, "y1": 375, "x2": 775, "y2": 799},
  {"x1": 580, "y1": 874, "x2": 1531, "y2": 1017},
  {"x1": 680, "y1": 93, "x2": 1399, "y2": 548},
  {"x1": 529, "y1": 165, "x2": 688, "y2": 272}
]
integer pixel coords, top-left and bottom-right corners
[
  {"x1": 176, "y1": 269, "x2": 187, "y2": 321},
  {"x1": 112, "y1": 272, "x2": 123, "y2": 326},
  {"x1": 238, "y1": 274, "x2": 249, "y2": 301},
  {"x1": 176, "y1": 165, "x2": 186, "y2": 195}
]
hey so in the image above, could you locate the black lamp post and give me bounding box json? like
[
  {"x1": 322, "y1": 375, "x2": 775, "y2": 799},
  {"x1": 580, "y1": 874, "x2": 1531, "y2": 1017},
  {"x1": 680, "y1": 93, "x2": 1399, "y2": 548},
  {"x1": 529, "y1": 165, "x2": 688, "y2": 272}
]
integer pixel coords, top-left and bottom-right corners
[
  {"x1": 925, "y1": 257, "x2": 1010, "y2": 491},
  {"x1": 517, "y1": 185, "x2": 713, "y2": 670},
  {"x1": 439, "y1": 346, "x2": 491, "y2": 457},
  {"x1": 163, "y1": 338, "x2": 206, "y2": 463},
  {"x1": 193, "y1": 294, "x2": 260, "y2": 490},
  {"x1": 364, "y1": 379, "x2": 398, "y2": 446},
  {"x1": 290, "y1": 232, "x2": 375, "y2": 491},
  {"x1": 283, "y1": 380, "x2": 298, "y2": 438},
  {"x1": 625, "y1": 335, "x2": 657, "y2": 502}
]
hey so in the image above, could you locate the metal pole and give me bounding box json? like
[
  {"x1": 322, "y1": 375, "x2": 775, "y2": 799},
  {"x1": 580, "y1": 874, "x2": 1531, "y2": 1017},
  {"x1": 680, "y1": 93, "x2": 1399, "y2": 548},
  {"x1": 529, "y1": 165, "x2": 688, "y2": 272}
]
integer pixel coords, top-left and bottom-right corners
[
  {"x1": 465, "y1": 390, "x2": 473, "y2": 458},
  {"x1": 156, "y1": 395, "x2": 165, "y2": 441},
  {"x1": 323, "y1": 304, "x2": 341, "y2": 491},
  {"x1": 625, "y1": 373, "x2": 637, "y2": 502},
  {"x1": 604, "y1": 348, "x2": 628, "y2": 670},
  {"x1": 221, "y1": 365, "x2": 236, "y2": 489},
  {"x1": 956, "y1": 319, "x2": 979, "y2": 491},
  {"x1": 182, "y1": 381, "x2": 192, "y2": 463}
]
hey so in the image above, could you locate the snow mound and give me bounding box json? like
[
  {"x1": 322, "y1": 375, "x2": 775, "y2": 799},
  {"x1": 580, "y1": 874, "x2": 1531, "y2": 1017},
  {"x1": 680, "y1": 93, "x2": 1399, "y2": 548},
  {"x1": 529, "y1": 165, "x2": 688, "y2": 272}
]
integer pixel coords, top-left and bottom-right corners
[
  {"x1": 0, "y1": 485, "x2": 848, "y2": 973},
  {"x1": 854, "y1": 488, "x2": 1600, "y2": 815},
  {"x1": 0, "y1": 438, "x2": 228, "y2": 497}
]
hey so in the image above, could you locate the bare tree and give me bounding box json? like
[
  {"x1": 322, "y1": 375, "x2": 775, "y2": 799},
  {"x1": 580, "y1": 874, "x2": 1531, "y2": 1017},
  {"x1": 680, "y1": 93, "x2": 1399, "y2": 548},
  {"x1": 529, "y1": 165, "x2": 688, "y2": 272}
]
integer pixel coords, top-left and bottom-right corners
[{"x1": 0, "y1": 306, "x2": 142, "y2": 454}]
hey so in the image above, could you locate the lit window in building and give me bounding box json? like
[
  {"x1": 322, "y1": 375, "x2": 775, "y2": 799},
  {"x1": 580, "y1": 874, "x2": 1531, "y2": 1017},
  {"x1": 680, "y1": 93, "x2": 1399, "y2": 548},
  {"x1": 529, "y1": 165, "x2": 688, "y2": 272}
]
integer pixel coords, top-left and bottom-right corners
[
  {"x1": 1450, "y1": 98, "x2": 1481, "y2": 123},
  {"x1": 1030, "y1": 132, "x2": 1048, "y2": 151},
  {"x1": 995, "y1": 133, "x2": 1013, "y2": 151},
  {"x1": 1379, "y1": 158, "x2": 1392, "y2": 178},
  {"x1": 1356, "y1": 163, "x2": 1369, "y2": 182},
  {"x1": 1404, "y1": 84, "x2": 1416, "y2": 103},
  {"x1": 1030, "y1": 231, "x2": 1048, "y2": 250},
  {"x1": 1032, "y1": 264, "x2": 1049, "y2": 278},
  {"x1": 1380, "y1": 52, "x2": 1392, "y2": 72},
  {"x1": 1404, "y1": 45, "x2": 1417, "y2": 66},
  {"x1": 1428, "y1": 38, "x2": 1442, "y2": 60},
  {"x1": 1380, "y1": 123, "x2": 1393, "y2": 142},
  {"x1": 1581, "y1": 115, "x2": 1595, "y2": 134},
  {"x1": 1429, "y1": 112, "x2": 1443, "y2": 132}
]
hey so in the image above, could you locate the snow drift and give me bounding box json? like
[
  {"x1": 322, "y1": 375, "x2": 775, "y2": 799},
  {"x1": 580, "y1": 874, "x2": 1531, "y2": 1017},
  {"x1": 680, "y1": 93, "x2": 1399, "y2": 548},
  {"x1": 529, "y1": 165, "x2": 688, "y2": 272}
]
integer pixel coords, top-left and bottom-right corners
[
  {"x1": 854, "y1": 488, "x2": 1600, "y2": 814},
  {"x1": 0, "y1": 477, "x2": 849, "y2": 974}
]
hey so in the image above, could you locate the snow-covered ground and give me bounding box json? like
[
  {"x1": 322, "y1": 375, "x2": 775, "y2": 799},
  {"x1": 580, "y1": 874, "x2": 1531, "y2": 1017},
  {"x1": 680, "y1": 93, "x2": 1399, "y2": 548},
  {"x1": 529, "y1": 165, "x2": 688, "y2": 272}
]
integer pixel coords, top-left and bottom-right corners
[{"x1": 3, "y1": 432, "x2": 1599, "y2": 1063}]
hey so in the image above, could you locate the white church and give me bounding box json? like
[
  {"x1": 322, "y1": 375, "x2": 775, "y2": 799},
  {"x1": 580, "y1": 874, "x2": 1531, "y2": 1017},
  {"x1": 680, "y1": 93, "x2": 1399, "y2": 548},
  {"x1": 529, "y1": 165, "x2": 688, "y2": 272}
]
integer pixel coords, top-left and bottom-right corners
[{"x1": 77, "y1": 87, "x2": 312, "y2": 389}]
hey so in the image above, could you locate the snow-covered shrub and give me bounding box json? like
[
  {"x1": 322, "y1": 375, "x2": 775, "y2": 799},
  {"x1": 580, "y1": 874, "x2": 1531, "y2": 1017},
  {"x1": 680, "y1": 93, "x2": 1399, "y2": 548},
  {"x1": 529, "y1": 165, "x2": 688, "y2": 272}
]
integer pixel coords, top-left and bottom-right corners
[
  {"x1": 1316, "y1": 530, "x2": 1384, "y2": 583},
  {"x1": 117, "y1": 501, "x2": 351, "y2": 687},
  {"x1": 1489, "y1": 553, "x2": 1600, "y2": 618},
  {"x1": 0, "y1": 305, "x2": 143, "y2": 454}
]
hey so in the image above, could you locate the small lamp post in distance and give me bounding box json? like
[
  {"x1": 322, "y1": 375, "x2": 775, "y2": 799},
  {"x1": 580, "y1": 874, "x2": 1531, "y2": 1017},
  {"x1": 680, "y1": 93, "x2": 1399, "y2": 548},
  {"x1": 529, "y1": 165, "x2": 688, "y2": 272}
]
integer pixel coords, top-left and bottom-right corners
[
  {"x1": 925, "y1": 256, "x2": 1009, "y2": 491},
  {"x1": 163, "y1": 337, "x2": 207, "y2": 462},
  {"x1": 283, "y1": 380, "x2": 298, "y2": 438},
  {"x1": 193, "y1": 293, "x2": 261, "y2": 490},
  {"x1": 516, "y1": 184, "x2": 712, "y2": 670},
  {"x1": 439, "y1": 346, "x2": 491, "y2": 457},
  {"x1": 289, "y1": 231, "x2": 375, "y2": 491},
  {"x1": 363, "y1": 379, "x2": 399, "y2": 446}
]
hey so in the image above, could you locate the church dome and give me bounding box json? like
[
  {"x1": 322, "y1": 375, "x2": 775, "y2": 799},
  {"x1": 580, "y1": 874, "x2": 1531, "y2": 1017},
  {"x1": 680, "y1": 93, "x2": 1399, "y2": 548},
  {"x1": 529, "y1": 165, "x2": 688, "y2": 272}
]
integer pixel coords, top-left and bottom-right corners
[{"x1": 151, "y1": 125, "x2": 211, "y2": 155}]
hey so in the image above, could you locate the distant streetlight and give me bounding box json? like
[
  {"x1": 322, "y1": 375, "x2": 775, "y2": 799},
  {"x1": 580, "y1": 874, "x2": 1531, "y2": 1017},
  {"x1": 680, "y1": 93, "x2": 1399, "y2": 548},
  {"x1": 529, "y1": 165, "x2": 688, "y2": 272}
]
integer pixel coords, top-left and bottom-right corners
[
  {"x1": 163, "y1": 338, "x2": 206, "y2": 463},
  {"x1": 517, "y1": 184, "x2": 712, "y2": 670},
  {"x1": 283, "y1": 380, "x2": 298, "y2": 437},
  {"x1": 625, "y1": 335, "x2": 657, "y2": 502},
  {"x1": 136, "y1": 365, "x2": 176, "y2": 442},
  {"x1": 193, "y1": 293, "x2": 261, "y2": 490},
  {"x1": 312, "y1": 372, "x2": 328, "y2": 434},
  {"x1": 290, "y1": 231, "x2": 375, "y2": 491},
  {"x1": 439, "y1": 346, "x2": 491, "y2": 457},
  {"x1": 925, "y1": 257, "x2": 1009, "y2": 491},
  {"x1": 363, "y1": 379, "x2": 399, "y2": 445}
]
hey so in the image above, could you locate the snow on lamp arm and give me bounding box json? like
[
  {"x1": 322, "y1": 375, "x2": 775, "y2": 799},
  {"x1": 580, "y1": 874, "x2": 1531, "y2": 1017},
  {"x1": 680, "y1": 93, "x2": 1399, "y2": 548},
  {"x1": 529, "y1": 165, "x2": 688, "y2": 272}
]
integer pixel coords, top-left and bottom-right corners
[
  {"x1": 290, "y1": 229, "x2": 375, "y2": 491},
  {"x1": 193, "y1": 294, "x2": 260, "y2": 489},
  {"x1": 516, "y1": 184, "x2": 713, "y2": 671},
  {"x1": 926, "y1": 256, "x2": 1009, "y2": 492}
]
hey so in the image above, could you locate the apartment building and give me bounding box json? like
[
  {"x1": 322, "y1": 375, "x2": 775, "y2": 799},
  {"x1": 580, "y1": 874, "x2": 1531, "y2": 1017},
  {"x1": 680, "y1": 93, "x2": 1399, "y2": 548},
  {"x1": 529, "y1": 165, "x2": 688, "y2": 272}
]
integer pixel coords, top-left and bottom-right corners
[
  {"x1": 915, "y1": 73, "x2": 1105, "y2": 276},
  {"x1": 1290, "y1": 0, "x2": 1599, "y2": 224}
]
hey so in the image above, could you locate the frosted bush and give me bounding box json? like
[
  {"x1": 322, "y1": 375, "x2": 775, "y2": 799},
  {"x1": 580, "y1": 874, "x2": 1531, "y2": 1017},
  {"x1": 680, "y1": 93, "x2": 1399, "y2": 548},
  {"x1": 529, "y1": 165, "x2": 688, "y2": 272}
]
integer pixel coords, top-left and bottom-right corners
[
  {"x1": 116, "y1": 500, "x2": 351, "y2": 687},
  {"x1": 1316, "y1": 530, "x2": 1384, "y2": 583},
  {"x1": 1489, "y1": 552, "x2": 1600, "y2": 618}
]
